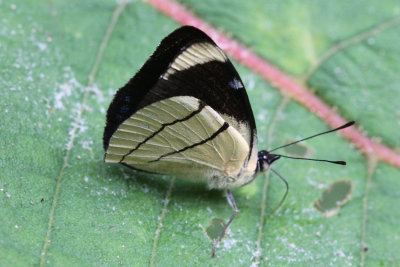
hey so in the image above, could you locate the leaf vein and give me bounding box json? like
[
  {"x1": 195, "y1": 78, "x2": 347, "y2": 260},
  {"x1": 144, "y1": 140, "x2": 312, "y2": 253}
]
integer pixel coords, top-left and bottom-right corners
[
  {"x1": 38, "y1": 1, "x2": 128, "y2": 266},
  {"x1": 253, "y1": 96, "x2": 290, "y2": 265},
  {"x1": 360, "y1": 156, "x2": 378, "y2": 266},
  {"x1": 150, "y1": 178, "x2": 176, "y2": 267},
  {"x1": 303, "y1": 16, "x2": 400, "y2": 81}
]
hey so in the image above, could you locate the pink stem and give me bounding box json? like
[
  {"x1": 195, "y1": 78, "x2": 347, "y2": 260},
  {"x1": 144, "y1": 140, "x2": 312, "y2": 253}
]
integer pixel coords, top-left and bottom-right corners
[{"x1": 146, "y1": 0, "x2": 400, "y2": 168}]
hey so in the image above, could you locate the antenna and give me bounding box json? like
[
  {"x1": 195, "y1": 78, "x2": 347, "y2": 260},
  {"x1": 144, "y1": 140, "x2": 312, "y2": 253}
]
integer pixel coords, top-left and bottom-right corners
[
  {"x1": 273, "y1": 154, "x2": 346, "y2": 165},
  {"x1": 266, "y1": 121, "x2": 354, "y2": 216},
  {"x1": 269, "y1": 121, "x2": 355, "y2": 153}
]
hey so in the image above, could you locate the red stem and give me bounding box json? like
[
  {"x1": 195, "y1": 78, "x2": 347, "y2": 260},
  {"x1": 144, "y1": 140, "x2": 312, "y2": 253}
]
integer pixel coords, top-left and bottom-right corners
[{"x1": 146, "y1": 0, "x2": 400, "y2": 169}]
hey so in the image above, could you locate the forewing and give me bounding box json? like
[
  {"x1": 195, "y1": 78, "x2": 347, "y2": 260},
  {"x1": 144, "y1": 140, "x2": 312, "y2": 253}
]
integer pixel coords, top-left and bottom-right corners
[{"x1": 103, "y1": 26, "x2": 257, "y2": 165}]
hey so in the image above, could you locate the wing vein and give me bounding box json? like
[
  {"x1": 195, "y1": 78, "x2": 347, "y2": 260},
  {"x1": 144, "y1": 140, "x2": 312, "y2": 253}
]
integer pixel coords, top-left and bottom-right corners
[
  {"x1": 149, "y1": 122, "x2": 229, "y2": 163},
  {"x1": 119, "y1": 102, "x2": 205, "y2": 163}
]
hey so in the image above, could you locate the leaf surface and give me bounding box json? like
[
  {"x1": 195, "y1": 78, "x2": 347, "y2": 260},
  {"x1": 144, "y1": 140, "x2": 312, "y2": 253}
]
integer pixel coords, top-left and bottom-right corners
[{"x1": 1, "y1": 1, "x2": 399, "y2": 266}]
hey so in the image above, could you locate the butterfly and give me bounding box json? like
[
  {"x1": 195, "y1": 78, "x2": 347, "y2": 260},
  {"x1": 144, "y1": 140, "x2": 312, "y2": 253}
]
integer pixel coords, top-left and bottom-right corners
[{"x1": 103, "y1": 26, "x2": 353, "y2": 257}]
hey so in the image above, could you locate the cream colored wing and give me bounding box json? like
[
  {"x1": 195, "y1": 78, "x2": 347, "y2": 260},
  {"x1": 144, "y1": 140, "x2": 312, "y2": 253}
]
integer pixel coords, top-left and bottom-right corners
[{"x1": 105, "y1": 96, "x2": 250, "y2": 181}]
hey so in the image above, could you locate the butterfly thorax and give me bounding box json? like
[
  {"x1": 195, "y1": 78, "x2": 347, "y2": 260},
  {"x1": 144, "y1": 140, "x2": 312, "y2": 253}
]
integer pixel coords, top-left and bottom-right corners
[
  {"x1": 207, "y1": 168, "x2": 256, "y2": 189},
  {"x1": 207, "y1": 150, "x2": 281, "y2": 189}
]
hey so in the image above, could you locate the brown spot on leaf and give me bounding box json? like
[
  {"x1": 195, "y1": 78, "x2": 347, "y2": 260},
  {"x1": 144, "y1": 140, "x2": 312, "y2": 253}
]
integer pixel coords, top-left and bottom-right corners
[
  {"x1": 314, "y1": 179, "x2": 353, "y2": 217},
  {"x1": 283, "y1": 141, "x2": 311, "y2": 157},
  {"x1": 206, "y1": 218, "x2": 225, "y2": 241}
]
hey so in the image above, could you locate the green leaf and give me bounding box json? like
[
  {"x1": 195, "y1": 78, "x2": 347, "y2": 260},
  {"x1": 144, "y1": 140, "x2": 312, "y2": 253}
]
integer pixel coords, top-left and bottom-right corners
[{"x1": 1, "y1": 0, "x2": 399, "y2": 266}]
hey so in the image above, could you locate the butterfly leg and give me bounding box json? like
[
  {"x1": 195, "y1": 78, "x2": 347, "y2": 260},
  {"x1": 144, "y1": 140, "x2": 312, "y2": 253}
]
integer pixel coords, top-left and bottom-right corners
[
  {"x1": 212, "y1": 189, "x2": 238, "y2": 258},
  {"x1": 270, "y1": 168, "x2": 289, "y2": 215}
]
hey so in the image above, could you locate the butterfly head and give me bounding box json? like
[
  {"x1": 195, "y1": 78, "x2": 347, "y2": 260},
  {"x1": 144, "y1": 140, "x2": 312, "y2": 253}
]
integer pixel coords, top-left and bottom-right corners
[{"x1": 256, "y1": 150, "x2": 280, "y2": 173}]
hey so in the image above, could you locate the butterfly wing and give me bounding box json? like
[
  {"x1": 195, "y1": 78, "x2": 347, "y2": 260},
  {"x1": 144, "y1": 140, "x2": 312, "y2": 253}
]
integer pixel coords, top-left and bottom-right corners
[
  {"x1": 105, "y1": 96, "x2": 249, "y2": 181},
  {"x1": 103, "y1": 26, "x2": 257, "y2": 187},
  {"x1": 103, "y1": 26, "x2": 259, "y2": 184}
]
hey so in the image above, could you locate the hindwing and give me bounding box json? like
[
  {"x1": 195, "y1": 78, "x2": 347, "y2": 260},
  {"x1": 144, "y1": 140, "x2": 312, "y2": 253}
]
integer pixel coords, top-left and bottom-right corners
[{"x1": 105, "y1": 96, "x2": 250, "y2": 180}]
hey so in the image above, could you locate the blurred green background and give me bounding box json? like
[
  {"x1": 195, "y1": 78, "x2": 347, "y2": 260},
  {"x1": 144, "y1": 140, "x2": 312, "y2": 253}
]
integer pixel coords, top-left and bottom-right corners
[{"x1": 1, "y1": 1, "x2": 399, "y2": 266}]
